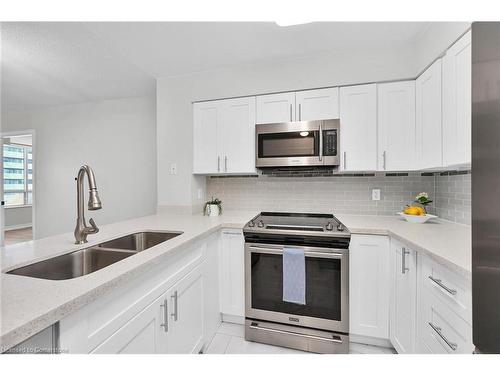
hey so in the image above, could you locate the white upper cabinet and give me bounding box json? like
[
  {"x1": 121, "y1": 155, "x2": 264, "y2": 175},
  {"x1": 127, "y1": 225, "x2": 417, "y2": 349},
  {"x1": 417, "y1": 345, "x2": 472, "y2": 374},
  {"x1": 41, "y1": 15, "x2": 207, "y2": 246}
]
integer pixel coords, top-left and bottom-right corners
[
  {"x1": 193, "y1": 97, "x2": 256, "y2": 175},
  {"x1": 339, "y1": 84, "x2": 377, "y2": 171},
  {"x1": 193, "y1": 101, "x2": 220, "y2": 174},
  {"x1": 295, "y1": 87, "x2": 339, "y2": 121},
  {"x1": 378, "y1": 81, "x2": 416, "y2": 171},
  {"x1": 220, "y1": 97, "x2": 256, "y2": 174},
  {"x1": 443, "y1": 31, "x2": 472, "y2": 167},
  {"x1": 416, "y1": 59, "x2": 443, "y2": 169},
  {"x1": 256, "y1": 92, "x2": 296, "y2": 124}
]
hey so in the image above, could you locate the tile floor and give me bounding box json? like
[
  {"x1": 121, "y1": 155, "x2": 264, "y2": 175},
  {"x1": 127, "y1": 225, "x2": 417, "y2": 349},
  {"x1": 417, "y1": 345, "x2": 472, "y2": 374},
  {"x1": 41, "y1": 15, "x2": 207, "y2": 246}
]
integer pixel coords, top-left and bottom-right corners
[
  {"x1": 4, "y1": 227, "x2": 33, "y2": 246},
  {"x1": 204, "y1": 322, "x2": 397, "y2": 354}
]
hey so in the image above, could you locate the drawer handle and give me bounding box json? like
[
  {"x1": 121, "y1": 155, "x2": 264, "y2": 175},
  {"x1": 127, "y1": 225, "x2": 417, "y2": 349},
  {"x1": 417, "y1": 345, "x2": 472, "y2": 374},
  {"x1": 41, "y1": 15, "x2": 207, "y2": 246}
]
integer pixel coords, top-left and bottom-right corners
[
  {"x1": 428, "y1": 322, "x2": 457, "y2": 351},
  {"x1": 428, "y1": 275, "x2": 457, "y2": 296}
]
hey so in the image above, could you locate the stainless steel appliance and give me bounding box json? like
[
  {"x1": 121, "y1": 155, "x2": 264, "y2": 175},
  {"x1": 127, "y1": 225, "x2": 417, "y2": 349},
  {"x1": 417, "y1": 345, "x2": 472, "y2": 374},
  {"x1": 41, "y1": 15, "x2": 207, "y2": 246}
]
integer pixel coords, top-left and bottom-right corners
[
  {"x1": 255, "y1": 119, "x2": 340, "y2": 168},
  {"x1": 243, "y1": 212, "x2": 350, "y2": 353},
  {"x1": 472, "y1": 22, "x2": 500, "y2": 354}
]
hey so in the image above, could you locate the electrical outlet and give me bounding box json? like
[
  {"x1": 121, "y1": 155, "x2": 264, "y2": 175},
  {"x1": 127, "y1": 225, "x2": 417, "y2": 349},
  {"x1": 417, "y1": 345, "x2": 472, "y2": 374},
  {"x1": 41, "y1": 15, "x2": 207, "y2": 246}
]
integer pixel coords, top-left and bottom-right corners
[
  {"x1": 170, "y1": 163, "x2": 178, "y2": 175},
  {"x1": 372, "y1": 189, "x2": 381, "y2": 201}
]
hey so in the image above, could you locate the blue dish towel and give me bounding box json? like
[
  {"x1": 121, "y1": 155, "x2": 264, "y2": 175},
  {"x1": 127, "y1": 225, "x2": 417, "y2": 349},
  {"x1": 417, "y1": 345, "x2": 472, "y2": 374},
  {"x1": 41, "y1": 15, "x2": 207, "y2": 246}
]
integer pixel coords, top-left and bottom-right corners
[{"x1": 282, "y1": 247, "x2": 306, "y2": 305}]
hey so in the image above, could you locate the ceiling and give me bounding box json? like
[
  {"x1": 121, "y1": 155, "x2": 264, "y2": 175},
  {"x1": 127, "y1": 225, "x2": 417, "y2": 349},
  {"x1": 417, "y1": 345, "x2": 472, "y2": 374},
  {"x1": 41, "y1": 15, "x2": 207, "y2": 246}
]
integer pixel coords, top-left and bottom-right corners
[{"x1": 1, "y1": 22, "x2": 432, "y2": 112}]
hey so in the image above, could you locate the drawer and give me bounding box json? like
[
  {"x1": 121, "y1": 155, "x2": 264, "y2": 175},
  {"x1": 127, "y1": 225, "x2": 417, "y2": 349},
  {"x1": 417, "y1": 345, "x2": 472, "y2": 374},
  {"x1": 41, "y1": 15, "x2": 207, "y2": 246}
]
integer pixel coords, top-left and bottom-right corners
[
  {"x1": 418, "y1": 291, "x2": 473, "y2": 354},
  {"x1": 421, "y1": 255, "x2": 471, "y2": 324}
]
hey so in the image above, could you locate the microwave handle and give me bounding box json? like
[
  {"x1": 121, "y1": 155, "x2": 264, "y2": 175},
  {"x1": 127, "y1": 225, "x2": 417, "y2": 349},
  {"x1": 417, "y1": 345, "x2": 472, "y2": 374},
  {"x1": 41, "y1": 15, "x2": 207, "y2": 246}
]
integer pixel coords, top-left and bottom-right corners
[{"x1": 319, "y1": 123, "x2": 323, "y2": 162}]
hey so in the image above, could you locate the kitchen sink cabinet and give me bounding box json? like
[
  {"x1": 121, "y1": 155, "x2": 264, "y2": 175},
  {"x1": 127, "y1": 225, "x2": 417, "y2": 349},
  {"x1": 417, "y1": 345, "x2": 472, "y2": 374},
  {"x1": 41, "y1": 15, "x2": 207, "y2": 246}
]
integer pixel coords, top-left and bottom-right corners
[
  {"x1": 390, "y1": 238, "x2": 417, "y2": 354},
  {"x1": 339, "y1": 84, "x2": 378, "y2": 171},
  {"x1": 442, "y1": 31, "x2": 472, "y2": 167},
  {"x1": 193, "y1": 97, "x2": 256, "y2": 175},
  {"x1": 377, "y1": 81, "x2": 416, "y2": 171},
  {"x1": 59, "y1": 233, "x2": 220, "y2": 354},
  {"x1": 219, "y1": 229, "x2": 245, "y2": 322},
  {"x1": 349, "y1": 235, "x2": 391, "y2": 344}
]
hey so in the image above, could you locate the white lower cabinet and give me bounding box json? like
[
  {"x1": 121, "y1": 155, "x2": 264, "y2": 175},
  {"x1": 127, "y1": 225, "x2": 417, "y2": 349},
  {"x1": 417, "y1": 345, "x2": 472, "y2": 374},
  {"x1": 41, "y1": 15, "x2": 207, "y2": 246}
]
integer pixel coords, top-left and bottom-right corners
[
  {"x1": 390, "y1": 239, "x2": 416, "y2": 354},
  {"x1": 219, "y1": 229, "x2": 245, "y2": 321},
  {"x1": 416, "y1": 253, "x2": 473, "y2": 354},
  {"x1": 349, "y1": 235, "x2": 390, "y2": 342},
  {"x1": 59, "y1": 234, "x2": 220, "y2": 354}
]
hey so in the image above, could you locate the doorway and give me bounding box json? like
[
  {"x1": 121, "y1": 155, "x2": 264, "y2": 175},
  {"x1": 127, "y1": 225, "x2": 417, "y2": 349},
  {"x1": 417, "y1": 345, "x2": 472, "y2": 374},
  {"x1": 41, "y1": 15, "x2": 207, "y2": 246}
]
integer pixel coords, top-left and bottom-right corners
[{"x1": 1, "y1": 131, "x2": 35, "y2": 246}]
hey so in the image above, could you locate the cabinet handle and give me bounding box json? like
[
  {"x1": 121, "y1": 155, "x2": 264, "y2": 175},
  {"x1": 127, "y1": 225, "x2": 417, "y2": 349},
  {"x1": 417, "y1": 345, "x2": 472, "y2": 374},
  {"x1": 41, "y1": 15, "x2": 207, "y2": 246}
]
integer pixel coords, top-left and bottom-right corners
[
  {"x1": 401, "y1": 247, "x2": 410, "y2": 274},
  {"x1": 171, "y1": 291, "x2": 178, "y2": 321},
  {"x1": 299, "y1": 103, "x2": 302, "y2": 121},
  {"x1": 224, "y1": 156, "x2": 228, "y2": 172},
  {"x1": 217, "y1": 156, "x2": 220, "y2": 172},
  {"x1": 160, "y1": 299, "x2": 168, "y2": 332},
  {"x1": 428, "y1": 322, "x2": 457, "y2": 351},
  {"x1": 428, "y1": 276, "x2": 457, "y2": 296},
  {"x1": 383, "y1": 151, "x2": 387, "y2": 170},
  {"x1": 343, "y1": 151, "x2": 346, "y2": 170}
]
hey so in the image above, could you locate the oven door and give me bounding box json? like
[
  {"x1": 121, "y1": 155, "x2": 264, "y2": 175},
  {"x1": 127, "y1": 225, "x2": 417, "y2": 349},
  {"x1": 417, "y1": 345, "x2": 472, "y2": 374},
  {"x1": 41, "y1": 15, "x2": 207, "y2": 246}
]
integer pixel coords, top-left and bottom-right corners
[
  {"x1": 256, "y1": 121, "x2": 322, "y2": 167},
  {"x1": 245, "y1": 242, "x2": 349, "y2": 333}
]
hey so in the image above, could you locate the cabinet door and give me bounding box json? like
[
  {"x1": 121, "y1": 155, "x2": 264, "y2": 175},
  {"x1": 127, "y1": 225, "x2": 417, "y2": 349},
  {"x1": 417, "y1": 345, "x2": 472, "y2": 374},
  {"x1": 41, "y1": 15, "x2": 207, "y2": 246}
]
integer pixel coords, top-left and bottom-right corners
[
  {"x1": 349, "y1": 235, "x2": 390, "y2": 340},
  {"x1": 166, "y1": 264, "x2": 204, "y2": 354},
  {"x1": 378, "y1": 81, "x2": 416, "y2": 171},
  {"x1": 416, "y1": 59, "x2": 443, "y2": 169},
  {"x1": 220, "y1": 229, "x2": 245, "y2": 317},
  {"x1": 220, "y1": 97, "x2": 256, "y2": 174},
  {"x1": 390, "y1": 239, "x2": 416, "y2": 354},
  {"x1": 443, "y1": 31, "x2": 471, "y2": 167},
  {"x1": 296, "y1": 87, "x2": 339, "y2": 121},
  {"x1": 339, "y1": 84, "x2": 377, "y2": 171},
  {"x1": 91, "y1": 292, "x2": 168, "y2": 354},
  {"x1": 193, "y1": 101, "x2": 221, "y2": 174},
  {"x1": 256, "y1": 92, "x2": 296, "y2": 124},
  {"x1": 203, "y1": 232, "x2": 222, "y2": 348}
]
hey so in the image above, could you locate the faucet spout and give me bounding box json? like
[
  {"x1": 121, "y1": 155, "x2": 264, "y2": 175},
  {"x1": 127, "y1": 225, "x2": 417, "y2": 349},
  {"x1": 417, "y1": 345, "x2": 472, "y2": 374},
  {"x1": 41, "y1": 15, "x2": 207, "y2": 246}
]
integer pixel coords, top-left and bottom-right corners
[{"x1": 74, "y1": 165, "x2": 102, "y2": 244}]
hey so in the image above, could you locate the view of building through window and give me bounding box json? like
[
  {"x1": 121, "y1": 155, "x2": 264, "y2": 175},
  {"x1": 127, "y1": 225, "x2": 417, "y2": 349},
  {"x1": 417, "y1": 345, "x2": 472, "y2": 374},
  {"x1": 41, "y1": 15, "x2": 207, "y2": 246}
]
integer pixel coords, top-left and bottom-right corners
[{"x1": 3, "y1": 143, "x2": 33, "y2": 206}]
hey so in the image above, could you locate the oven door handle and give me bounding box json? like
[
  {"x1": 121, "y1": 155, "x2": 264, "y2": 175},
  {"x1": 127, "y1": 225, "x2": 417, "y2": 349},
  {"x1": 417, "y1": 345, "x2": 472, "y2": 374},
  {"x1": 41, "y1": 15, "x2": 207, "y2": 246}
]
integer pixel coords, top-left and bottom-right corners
[{"x1": 248, "y1": 245, "x2": 344, "y2": 259}]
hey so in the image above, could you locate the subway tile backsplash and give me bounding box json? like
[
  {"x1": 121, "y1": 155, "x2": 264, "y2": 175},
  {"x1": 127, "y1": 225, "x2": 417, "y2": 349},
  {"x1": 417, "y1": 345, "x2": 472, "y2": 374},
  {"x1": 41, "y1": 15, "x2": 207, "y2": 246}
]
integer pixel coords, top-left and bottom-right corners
[{"x1": 206, "y1": 172, "x2": 471, "y2": 225}]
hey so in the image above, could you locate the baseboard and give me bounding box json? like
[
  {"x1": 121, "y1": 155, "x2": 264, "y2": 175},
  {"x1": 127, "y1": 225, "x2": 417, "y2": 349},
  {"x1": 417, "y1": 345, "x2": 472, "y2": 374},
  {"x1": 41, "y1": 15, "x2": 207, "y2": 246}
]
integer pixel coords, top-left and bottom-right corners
[
  {"x1": 349, "y1": 333, "x2": 393, "y2": 348},
  {"x1": 221, "y1": 314, "x2": 245, "y2": 325},
  {"x1": 5, "y1": 224, "x2": 32, "y2": 231}
]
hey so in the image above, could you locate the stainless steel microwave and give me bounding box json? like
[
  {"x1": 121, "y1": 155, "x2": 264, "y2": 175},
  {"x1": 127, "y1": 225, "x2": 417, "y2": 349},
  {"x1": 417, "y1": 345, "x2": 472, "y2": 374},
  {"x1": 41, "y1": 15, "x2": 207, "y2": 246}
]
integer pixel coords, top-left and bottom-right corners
[{"x1": 255, "y1": 119, "x2": 340, "y2": 168}]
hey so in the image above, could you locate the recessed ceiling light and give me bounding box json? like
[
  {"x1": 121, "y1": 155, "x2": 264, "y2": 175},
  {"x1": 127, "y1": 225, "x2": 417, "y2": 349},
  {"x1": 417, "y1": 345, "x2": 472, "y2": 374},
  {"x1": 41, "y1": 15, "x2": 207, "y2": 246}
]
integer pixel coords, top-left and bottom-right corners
[{"x1": 275, "y1": 21, "x2": 312, "y2": 27}]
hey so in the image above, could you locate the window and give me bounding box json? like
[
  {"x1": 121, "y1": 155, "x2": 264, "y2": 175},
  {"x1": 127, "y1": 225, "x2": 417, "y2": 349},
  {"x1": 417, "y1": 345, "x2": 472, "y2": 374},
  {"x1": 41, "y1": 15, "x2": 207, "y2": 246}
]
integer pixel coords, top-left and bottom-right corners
[{"x1": 3, "y1": 144, "x2": 32, "y2": 206}]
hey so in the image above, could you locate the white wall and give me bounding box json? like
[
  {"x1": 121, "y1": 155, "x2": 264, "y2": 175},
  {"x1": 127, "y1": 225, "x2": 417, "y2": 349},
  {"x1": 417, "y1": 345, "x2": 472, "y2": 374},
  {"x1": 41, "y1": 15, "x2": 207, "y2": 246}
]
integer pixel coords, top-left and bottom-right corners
[
  {"x1": 157, "y1": 47, "x2": 417, "y2": 210},
  {"x1": 2, "y1": 96, "x2": 157, "y2": 239},
  {"x1": 4, "y1": 206, "x2": 32, "y2": 229}
]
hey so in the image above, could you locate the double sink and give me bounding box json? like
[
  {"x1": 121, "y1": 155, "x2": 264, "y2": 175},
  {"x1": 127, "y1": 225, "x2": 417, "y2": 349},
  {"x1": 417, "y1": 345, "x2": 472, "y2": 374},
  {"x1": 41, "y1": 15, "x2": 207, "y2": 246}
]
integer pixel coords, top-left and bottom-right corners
[{"x1": 6, "y1": 231, "x2": 183, "y2": 280}]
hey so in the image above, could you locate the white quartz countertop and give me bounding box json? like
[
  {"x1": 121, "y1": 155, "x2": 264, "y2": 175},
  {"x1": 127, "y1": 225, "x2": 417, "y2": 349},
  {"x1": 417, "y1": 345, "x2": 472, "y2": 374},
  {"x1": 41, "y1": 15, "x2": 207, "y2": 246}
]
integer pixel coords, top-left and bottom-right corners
[{"x1": 0, "y1": 211, "x2": 471, "y2": 351}]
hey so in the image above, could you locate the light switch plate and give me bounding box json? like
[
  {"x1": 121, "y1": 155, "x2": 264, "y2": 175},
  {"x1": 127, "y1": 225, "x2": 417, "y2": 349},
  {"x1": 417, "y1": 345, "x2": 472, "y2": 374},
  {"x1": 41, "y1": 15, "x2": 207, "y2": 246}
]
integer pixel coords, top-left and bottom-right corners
[
  {"x1": 170, "y1": 163, "x2": 178, "y2": 175},
  {"x1": 372, "y1": 188, "x2": 381, "y2": 201}
]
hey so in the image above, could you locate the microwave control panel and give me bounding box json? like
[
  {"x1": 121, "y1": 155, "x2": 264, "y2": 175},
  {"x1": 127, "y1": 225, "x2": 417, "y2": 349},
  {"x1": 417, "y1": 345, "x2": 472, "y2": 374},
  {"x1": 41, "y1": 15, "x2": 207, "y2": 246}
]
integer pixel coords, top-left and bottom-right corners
[{"x1": 323, "y1": 130, "x2": 337, "y2": 156}]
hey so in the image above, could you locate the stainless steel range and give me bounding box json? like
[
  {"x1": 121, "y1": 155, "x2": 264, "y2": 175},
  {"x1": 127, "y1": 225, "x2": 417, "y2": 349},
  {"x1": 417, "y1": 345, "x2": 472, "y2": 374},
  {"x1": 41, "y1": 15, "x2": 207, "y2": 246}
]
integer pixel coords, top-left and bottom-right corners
[{"x1": 243, "y1": 212, "x2": 350, "y2": 354}]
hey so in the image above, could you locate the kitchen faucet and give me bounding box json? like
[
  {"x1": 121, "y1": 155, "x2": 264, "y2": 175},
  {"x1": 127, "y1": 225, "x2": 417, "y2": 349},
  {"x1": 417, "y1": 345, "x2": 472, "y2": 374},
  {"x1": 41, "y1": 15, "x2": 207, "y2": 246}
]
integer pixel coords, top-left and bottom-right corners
[{"x1": 74, "y1": 165, "x2": 102, "y2": 244}]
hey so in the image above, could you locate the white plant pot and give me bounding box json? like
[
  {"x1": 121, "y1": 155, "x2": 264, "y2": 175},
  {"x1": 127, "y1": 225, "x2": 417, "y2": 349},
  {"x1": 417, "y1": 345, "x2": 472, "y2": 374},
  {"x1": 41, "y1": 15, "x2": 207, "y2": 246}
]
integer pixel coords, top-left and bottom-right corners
[{"x1": 207, "y1": 204, "x2": 220, "y2": 217}]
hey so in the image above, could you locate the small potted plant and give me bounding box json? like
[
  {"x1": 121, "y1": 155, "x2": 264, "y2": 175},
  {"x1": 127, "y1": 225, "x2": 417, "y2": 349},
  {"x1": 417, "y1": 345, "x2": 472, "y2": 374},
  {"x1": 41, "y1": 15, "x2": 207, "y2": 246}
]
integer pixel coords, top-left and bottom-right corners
[
  {"x1": 204, "y1": 197, "x2": 222, "y2": 217},
  {"x1": 414, "y1": 192, "x2": 433, "y2": 213}
]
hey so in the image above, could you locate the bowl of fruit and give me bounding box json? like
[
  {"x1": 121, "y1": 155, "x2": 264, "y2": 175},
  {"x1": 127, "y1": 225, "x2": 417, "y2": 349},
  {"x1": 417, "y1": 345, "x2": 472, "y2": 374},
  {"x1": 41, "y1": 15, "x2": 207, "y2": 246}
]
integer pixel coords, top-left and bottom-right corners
[{"x1": 398, "y1": 193, "x2": 438, "y2": 223}]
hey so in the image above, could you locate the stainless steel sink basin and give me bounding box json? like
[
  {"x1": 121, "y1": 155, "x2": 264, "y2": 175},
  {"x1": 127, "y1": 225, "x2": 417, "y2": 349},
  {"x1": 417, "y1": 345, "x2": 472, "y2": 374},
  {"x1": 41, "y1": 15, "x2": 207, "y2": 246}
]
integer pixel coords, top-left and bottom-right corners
[
  {"x1": 6, "y1": 231, "x2": 183, "y2": 280},
  {"x1": 6, "y1": 247, "x2": 136, "y2": 280},
  {"x1": 97, "y1": 231, "x2": 183, "y2": 251}
]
